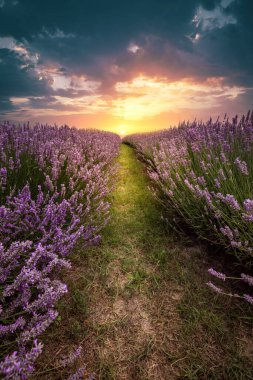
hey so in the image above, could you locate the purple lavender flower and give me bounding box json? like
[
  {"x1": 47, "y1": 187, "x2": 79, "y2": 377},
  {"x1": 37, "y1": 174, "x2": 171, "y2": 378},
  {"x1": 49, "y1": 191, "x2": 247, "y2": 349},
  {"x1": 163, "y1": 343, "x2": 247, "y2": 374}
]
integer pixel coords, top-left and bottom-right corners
[
  {"x1": 184, "y1": 179, "x2": 194, "y2": 191},
  {"x1": 230, "y1": 241, "x2": 242, "y2": 248},
  {"x1": 220, "y1": 226, "x2": 234, "y2": 240},
  {"x1": 234, "y1": 157, "x2": 248, "y2": 175},
  {"x1": 0, "y1": 340, "x2": 43, "y2": 379},
  {"x1": 0, "y1": 167, "x2": 7, "y2": 190},
  {"x1": 218, "y1": 168, "x2": 226, "y2": 181},
  {"x1": 243, "y1": 294, "x2": 253, "y2": 305},
  {"x1": 242, "y1": 199, "x2": 253, "y2": 221},
  {"x1": 220, "y1": 152, "x2": 227, "y2": 163},
  {"x1": 224, "y1": 194, "x2": 240, "y2": 211},
  {"x1": 243, "y1": 199, "x2": 253, "y2": 212},
  {"x1": 0, "y1": 317, "x2": 26, "y2": 337},
  {"x1": 59, "y1": 346, "x2": 82, "y2": 368},
  {"x1": 67, "y1": 367, "x2": 87, "y2": 380},
  {"x1": 208, "y1": 268, "x2": 226, "y2": 281},
  {"x1": 241, "y1": 274, "x2": 253, "y2": 286},
  {"x1": 214, "y1": 178, "x2": 221, "y2": 188},
  {"x1": 206, "y1": 281, "x2": 223, "y2": 294},
  {"x1": 197, "y1": 176, "x2": 206, "y2": 186}
]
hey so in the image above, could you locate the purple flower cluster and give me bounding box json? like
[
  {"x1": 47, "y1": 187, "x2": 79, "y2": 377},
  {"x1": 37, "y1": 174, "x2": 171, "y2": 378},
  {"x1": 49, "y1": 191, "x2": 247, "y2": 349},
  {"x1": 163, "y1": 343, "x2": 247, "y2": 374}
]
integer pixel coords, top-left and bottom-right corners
[
  {"x1": 234, "y1": 157, "x2": 248, "y2": 175},
  {"x1": 208, "y1": 268, "x2": 226, "y2": 281},
  {"x1": 0, "y1": 123, "x2": 120, "y2": 379}
]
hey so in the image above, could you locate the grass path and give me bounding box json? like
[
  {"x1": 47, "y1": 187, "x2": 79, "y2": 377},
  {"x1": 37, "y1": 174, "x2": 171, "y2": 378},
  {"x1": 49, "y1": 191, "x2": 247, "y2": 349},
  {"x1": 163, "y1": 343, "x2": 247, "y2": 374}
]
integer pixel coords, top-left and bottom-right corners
[{"x1": 37, "y1": 144, "x2": 253, "y2": 379}]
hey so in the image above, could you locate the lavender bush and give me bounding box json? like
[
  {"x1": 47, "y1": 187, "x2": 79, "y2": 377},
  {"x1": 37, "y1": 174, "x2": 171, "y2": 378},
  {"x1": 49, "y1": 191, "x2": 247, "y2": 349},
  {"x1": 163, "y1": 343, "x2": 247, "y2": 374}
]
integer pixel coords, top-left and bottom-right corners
[{"x1": 0, "y1": 123, "x2": 120, "y2": 379}]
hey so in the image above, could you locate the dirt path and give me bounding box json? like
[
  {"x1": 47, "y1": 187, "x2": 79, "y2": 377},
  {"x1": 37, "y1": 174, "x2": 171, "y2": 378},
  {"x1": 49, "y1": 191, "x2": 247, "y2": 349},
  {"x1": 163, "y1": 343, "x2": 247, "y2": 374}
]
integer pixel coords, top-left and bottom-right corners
[{"x1": 37, "y1": 144, "x2": 253, "y2": 379}]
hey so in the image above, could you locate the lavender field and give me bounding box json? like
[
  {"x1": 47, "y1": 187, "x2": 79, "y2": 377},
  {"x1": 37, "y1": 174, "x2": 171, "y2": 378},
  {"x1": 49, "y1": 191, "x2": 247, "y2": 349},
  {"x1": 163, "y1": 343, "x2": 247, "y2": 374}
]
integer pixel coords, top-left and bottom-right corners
[{"x1": 1, "y1": 116, "x2": 253, "y2": 379}]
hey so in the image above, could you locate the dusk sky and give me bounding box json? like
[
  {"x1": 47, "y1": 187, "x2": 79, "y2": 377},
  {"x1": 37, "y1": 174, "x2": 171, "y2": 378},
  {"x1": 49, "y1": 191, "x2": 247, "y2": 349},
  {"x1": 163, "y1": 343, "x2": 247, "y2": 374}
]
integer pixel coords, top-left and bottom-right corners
[{"x1": 0, "y1": 0, "x2": 252, "y2": 135}]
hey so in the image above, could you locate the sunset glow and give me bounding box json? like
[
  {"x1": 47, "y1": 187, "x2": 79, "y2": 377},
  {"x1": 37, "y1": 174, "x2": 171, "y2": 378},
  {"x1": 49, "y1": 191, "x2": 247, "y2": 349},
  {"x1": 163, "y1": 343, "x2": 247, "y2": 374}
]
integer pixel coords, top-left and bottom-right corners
[{"x1": 6, "y1": 74, "x2": 246, "y2": 134}]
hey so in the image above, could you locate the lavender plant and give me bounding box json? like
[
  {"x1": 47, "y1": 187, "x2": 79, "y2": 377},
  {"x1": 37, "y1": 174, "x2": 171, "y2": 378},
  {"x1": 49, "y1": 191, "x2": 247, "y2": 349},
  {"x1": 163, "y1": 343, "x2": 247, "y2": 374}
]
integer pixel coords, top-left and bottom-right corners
[{"x1": 0, "y1": 123, "x2": 120, "y2": 379}]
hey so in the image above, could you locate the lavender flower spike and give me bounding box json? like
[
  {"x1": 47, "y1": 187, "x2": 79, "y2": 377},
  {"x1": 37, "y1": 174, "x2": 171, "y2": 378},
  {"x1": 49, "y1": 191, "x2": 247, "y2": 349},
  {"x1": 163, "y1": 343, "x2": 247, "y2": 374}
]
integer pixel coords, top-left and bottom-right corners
[
  {"x1": 235, "y1": 157, "x2": 249, "y2": 175},
  {"x1": 206, "y1": 281, "x2": 223, "y2": 294},
  {"x1": 208, "y1": 268, "x2": 226, "y2": 281},
  {"x1": 241, "y1": 273, "x2": 253, "y2": 286},
  {"x1": 243, "y1": 294, "x2": 253, "y2": 305}
]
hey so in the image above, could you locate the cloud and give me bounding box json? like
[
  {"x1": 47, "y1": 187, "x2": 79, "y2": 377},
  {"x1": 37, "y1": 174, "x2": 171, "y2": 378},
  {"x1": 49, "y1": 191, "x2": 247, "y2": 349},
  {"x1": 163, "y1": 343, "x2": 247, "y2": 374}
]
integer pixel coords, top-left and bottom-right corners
[
  {"x1": 36, "y1": 27, "x2": 76, "y2": 39},
  {"x1": 0, "y1": 0, "x2": 18, "y2": 8},
  {"x1": 50, "y1": 73, "x2": 100, "y2": 92},
  {"x1": 127, "y1": 43, "x2": 141, "y2": 54},
  {"x1": 0, "y1": 49, "x2": 51, "y2": 99},
  {"x1": 0, "y1": 36, "x2": 39, "y2": 65},
  {"x1": 188, "y1": 0, "x2": 237, "y2": 43},
  {"x1": 0, "y1": 97, "x2": 16, "y2": 111},
  {"x1": 192, "y1": 4, "x2": 237, "y2": 32},
  {"x1": 221, "y1": 0, "x2": 235, "y2": 8}
]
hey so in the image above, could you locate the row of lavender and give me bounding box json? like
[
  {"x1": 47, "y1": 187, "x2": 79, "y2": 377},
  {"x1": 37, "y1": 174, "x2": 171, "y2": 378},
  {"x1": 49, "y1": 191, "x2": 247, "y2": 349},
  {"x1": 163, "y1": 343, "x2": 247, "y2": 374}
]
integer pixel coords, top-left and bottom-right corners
[
  {"x1": 0, "y1": 123, "x2": 120, "y2": 379},
  {"x1": 124, "y1": 111, "x2": 253, "y2": 303}
]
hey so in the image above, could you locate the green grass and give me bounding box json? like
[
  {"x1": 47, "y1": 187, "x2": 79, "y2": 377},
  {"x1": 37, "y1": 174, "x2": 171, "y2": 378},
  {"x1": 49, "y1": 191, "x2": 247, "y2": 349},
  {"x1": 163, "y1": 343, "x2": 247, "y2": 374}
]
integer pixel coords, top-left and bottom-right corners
[{"x1": 103, "y1": 144, "x2": 168, "y2": 245}]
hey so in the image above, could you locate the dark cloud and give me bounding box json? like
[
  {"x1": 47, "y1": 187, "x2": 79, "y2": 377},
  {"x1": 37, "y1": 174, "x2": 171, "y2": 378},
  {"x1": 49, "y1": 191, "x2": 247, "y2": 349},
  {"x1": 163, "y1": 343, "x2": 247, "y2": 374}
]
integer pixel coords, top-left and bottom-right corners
[
  {"x1": 27, "y1": 96, "x2": 79, "y2": 112},
  {"x1": 191, "y1": 0, "x2": 253, "y2": 86},
  {"x1": 0, "y1": 97, "x2": 15, "y2": 111},
  {"x1": 0, "y1": 49, "x2": 51, "y2": 98}
]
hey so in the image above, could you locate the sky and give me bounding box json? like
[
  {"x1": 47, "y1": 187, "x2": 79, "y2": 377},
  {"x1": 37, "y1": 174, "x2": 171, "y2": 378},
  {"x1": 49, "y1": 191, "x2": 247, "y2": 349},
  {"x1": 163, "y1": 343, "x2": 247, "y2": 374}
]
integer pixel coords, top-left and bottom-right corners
[{"x1": 0, "y1": 0, "x2": 252, "y2": 135}]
